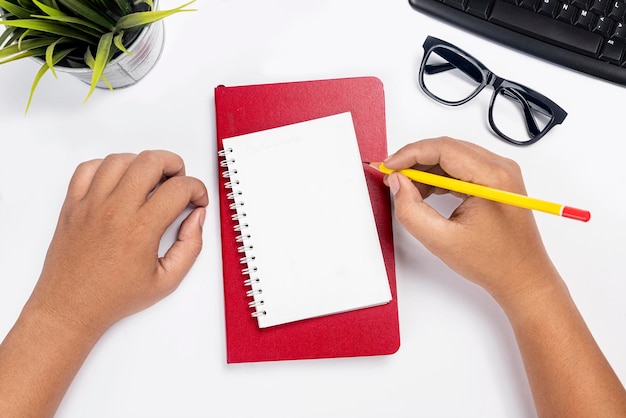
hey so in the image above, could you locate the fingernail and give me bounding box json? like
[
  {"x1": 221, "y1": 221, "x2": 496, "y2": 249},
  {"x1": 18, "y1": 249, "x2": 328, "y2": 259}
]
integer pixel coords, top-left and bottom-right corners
[
  {"x1": 383, "y1": 153, "x2": 395, "y2": 163},
  {"x1": 198, "y1": 207, "x2": 206, "y2": 228},
  {"x1": 388, "y1": 173, "x2": 400, "y2": 195}
]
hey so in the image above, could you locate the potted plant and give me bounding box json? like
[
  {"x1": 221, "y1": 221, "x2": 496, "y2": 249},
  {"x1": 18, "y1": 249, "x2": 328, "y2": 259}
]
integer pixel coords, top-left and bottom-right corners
[{"x1": 0, "y1": 0, "x2": 195, "y2": 111}]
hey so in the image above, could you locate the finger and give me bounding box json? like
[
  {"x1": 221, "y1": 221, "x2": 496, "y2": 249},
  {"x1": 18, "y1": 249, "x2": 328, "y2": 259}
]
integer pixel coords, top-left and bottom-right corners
[
  {"x1": 388, "y1": 172, "x2": 453, "y2": 249},
  {"x1": 113, "y1": 150, "x2": 187, "y2": 203},
  {"x1": 140, "y1": 175, "x2": 209, "y2": 234},
  {"x1": 65, "y1": 159, "x2": 103, "y2": 202},
  {"x1": 84, "y1": 153, "x2": 138, "y2": 199},
  {"x1": 385, "y1": 137, "x2": 518, "y2": 189},
  {"x1": 385, "y1": 137, "x2": 479, "y2": 175},
  {"x1": 384, "y1": 172, "x2": 435, "y2": 199},
  {"x1": 156, "y1": 206, "x2": 206, "y2": 294}
]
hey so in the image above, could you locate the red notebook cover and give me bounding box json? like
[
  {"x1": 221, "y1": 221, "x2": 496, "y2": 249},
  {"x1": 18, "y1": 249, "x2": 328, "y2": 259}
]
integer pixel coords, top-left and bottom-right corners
[{"x1": 215, "y1": 77, "x2": 400, "y2": 363}]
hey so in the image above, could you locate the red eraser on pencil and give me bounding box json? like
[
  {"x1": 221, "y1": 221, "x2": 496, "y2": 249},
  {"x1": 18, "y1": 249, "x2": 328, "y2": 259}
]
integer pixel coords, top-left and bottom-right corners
[{"x1": 562, "y1": 206, "x2": 591, "y2": 222}]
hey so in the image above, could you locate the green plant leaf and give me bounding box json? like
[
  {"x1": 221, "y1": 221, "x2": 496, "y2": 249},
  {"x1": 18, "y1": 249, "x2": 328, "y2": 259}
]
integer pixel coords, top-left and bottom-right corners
[
  {"x1": 55, "y1": 0, "x2": 115, "y2": 30},
  {"x1": 84, "y1": 30, "x2": 112, "y2": 102},
  {"x1": 26, "y1": 66, "x2": 49, "y2": 114},
  {"x1": 32, "y1": 0, "x2": 64, "y2": 16},
  {"x1": 112, "y1": 0, "x2": 132, "y2": 16},
  {"x1": 45, "y1": 36, "x2": 68, "y2": 77},
  {"x1": 112, "y1": 31, "x2": 131, "y2": 55},
  {"x1": 17, "y1": 28, "x2": 30, "y2": 49},
  {"x1": 0, "y1": 45, "x2": 45, "y2": 64},
  {"x1": 0, "y1": 0, "x2": 32, "y2": 18},
  {"x1": 4, "y1": 27, "x2": 27, "y2": 47},
  {"x1": 16, "y1": 0, "x2": 36, "y2": 10},
  {"x1": 37, "y1": 0, "x2": 60, "y2": 8},
  {"x1": 0, "y1": 19, "x2": 96, "y2": 43},
  {"x1": 0, "y1": 36, "x2": 56, "y2": 59},
  {"x1": 32, "y1": 14, "x2": 106, "y2": 33},
  {"x1": 83, "y1": 44, "x2": 93, "y2": 65},
  {"x1": 89, "y1": 0, "x2": 110, "y2": 15},
  {"x1": 84, "y1": 46, "x2": 113, "y2": 91},
  {"x1": 0, "y1": 25, "x2": 16, "y2": 48},
  {"x1": 87, "y1": 0, "x2": 130, "y2": 19},
  {"x1": 115, "y1": 0, "x2": 196, "y2": 31},
  {"x1": 26, "y1": 46, "x2": 73, "y2": 113}
]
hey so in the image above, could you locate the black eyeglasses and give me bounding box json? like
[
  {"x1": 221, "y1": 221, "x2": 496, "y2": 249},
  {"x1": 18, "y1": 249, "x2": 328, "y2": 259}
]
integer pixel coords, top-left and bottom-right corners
[{"x1": 419, "y1": 36, "x2": 567, "y2": 146}]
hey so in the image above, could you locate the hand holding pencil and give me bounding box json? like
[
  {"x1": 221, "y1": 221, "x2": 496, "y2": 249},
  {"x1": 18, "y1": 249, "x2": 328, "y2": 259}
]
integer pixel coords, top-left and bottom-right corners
[{"x1": 369, "y1": 137, "x2": 577, "y2": 301}]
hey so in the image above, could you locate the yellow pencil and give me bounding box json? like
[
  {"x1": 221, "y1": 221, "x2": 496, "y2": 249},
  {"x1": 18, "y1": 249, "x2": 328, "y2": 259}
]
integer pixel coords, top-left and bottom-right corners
[{"x1": 366, "y1": 162, "x2": 590, "y2": 222}]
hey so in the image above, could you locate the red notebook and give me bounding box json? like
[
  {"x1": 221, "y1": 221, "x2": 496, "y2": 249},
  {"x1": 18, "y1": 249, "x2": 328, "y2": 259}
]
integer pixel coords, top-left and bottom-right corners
[{"x1": 215, "y1": 77, "x2": 400, "y2": 363}]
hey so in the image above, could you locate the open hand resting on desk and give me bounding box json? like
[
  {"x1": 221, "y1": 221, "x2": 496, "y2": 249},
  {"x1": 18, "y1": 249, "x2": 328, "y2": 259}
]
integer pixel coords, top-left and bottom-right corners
[
  {"x1": 383, "y1": 137, "x2": 626, "y2": 418},
  {"x1": 0, "y1": 151, "x2": 208, "y2": 418}
]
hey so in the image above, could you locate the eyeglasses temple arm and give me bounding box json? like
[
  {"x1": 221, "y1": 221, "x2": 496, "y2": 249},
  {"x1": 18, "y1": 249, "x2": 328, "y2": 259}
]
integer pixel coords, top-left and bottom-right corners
[
  {"x1": 424, "y1": 62, "x2": 456, "y2": 74},
  {"x1": 500, "y1": 89, "x2": 552, "y2": 117},
  {"x1": 500, "y1": 88, "x2": 542, "y2": 137},
  {"x1": 424, "y1": 49, "x2": 483, "y2": 83}
]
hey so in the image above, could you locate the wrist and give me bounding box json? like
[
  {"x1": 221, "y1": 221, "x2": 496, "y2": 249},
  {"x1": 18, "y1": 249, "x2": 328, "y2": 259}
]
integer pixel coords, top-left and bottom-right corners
[
  {"x1": 0, "y1": 296, "x2": 104, "y2": 417},
  {"x1": 21, "y1": 294, "x2": 106, "y2": 347},
  {"x1": 493, "y1": 268, "x2": 571, "y2": 323}
]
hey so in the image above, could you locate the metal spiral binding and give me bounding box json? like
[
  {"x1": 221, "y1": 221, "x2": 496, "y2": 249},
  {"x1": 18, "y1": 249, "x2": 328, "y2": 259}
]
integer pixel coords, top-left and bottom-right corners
[{"x1": 219, "y1": 147, "x2": 266, "y2": 319}]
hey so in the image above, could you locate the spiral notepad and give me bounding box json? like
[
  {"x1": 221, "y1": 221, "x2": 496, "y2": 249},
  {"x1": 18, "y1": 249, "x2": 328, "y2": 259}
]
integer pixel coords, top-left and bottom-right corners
[{"x1": 218, "y1": 112, "x2": 392, "y2": 329}]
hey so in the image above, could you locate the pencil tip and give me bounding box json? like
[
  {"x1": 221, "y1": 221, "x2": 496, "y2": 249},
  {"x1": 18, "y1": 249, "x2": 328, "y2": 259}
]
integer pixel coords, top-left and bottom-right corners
[{"x1": 362, "y1": 161, "x2": 370, "y2": 165}]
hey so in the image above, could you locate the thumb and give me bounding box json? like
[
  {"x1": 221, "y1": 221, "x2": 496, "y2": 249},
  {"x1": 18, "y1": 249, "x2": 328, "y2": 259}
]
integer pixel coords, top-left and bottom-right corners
[
  {"x1": 158, "y1": 206, "x2": 206, "y2": 293},
  {"x1": 388, "y1": 172, "x2": 450, "y2": 246}
]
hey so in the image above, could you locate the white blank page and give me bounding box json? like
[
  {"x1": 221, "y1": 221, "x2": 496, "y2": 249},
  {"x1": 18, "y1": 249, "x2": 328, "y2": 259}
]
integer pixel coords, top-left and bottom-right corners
[{"x1": 222, "y1": 112, "x2": 391, "y2": 328}]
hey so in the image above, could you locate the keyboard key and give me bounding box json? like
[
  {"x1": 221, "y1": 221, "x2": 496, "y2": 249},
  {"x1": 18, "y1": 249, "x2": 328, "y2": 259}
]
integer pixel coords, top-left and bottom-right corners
[
  {"x1": 593, "y1": 15, "x2": 614, "y2": 36},
  {"x1": 443, "y1": 0, "x2": 468, "y2": 9},
  {"x1": 539, "y1": 0, "x2": 560, "y2": 16},
  {"x1": 613, "y1": 21, "x2": 626, "y2": 38},
  {"x1": 466, "y1": 0, "x2": 493, "y2": 18},
  {"x1": 599, "y1": 38, "x2": 625, "y2": 62},
  {"x1": 571, "y1": 0, "x2": 590, "y2": 8},
  {"x1": 519, "y1": 0, "x2": 539, "y2": 9},
  {"x1": 556, "y1": 2, "x2": 579, "y2": 22},
  {"x1": 575, "y1": 9, "x2": 597, "y2": 29},
  {"x1": 489, "y1": 0, "x2": 604, "y2": 56},
  {"x1": 590, "y1": 0, "x2": 611, "y2": 14},
  {"x1": 608, "y1": 1, "x2": 626, "y2": 20}
]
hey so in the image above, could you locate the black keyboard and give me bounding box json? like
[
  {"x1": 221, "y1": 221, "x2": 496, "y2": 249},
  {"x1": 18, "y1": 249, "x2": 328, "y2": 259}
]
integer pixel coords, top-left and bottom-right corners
[{"x1": 409, "y1": 0, "x2": 626, "y2": 85}]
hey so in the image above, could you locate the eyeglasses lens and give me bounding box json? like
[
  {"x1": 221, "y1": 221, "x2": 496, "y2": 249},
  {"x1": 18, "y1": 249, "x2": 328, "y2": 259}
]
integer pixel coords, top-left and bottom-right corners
[
  {"x1": 490, "y1": 88, "x2": 555, "y2": 144},
  {"x1": 421, "y1": 47, "x2": 483, "y2": 104}
]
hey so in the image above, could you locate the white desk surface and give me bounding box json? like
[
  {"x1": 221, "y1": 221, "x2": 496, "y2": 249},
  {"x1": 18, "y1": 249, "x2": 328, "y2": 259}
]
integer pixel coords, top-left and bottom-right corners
[{"x1": 1, "y1": 1, "x2": 624, "y2": 417}]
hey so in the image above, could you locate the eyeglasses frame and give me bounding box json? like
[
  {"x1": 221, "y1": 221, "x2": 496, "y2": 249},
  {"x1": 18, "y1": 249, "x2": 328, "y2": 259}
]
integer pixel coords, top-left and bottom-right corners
[{"x1": 419, "y1": 36, "x2": 567, "y2": 146}]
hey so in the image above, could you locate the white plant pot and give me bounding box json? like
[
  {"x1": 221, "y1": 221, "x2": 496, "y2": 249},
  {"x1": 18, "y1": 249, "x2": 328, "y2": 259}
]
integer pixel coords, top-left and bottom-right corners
[{"x1": 54, "y1": 20, "x2": 165, "y2": 89}]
